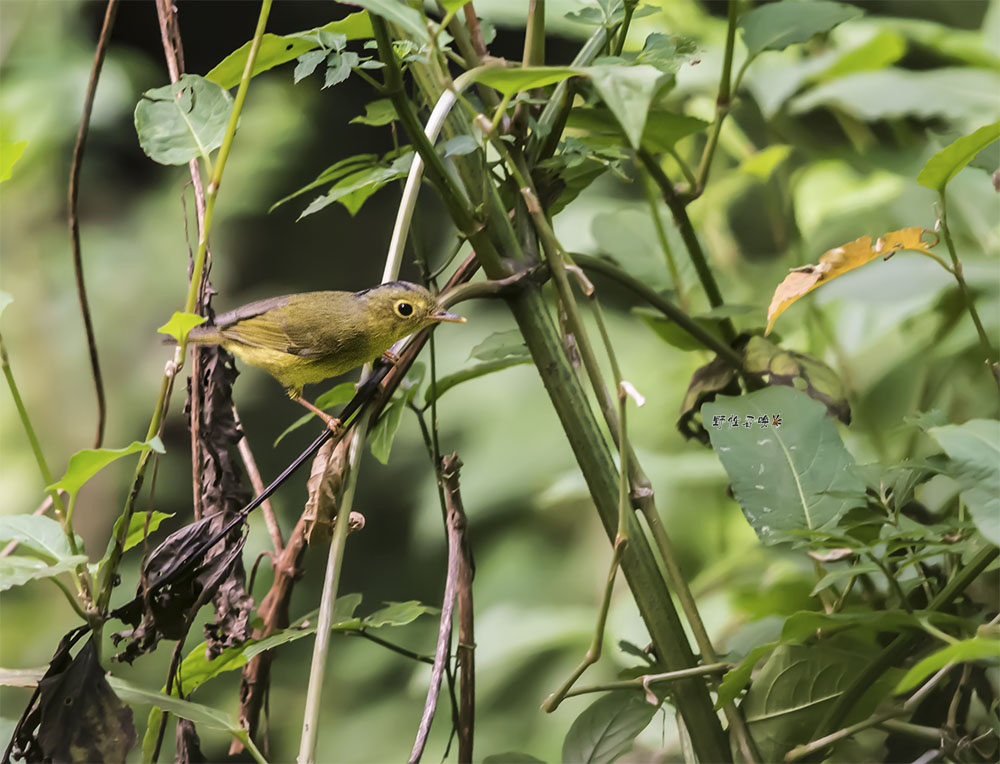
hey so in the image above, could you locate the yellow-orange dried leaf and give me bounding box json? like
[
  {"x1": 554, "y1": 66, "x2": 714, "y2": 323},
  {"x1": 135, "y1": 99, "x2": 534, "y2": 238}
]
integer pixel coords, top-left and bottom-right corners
[{"x1": 765, "y1": 227, "x2": 936, "y2": 334}]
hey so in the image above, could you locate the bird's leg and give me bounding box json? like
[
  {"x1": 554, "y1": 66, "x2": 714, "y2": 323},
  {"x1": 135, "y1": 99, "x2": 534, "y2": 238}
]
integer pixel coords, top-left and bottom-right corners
[{"x1": 295, "y1": 396, "x2": 343, "y2": 435}]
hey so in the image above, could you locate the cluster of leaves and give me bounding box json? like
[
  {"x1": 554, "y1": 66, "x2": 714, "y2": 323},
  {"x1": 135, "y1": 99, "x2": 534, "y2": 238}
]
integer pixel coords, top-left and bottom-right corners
[{"x1": 2, "y1": 0, "x2": 998, "y2": 761}]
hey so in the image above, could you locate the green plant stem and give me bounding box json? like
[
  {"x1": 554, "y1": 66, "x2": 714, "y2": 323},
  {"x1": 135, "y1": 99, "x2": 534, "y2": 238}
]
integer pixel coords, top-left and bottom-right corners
[
  {"x1": 640, "y1": 172, "x2": 687, "y2": 310},
  {"x1": 374, "y1": 19, "x2": 731, "y2": 760},
  {"x1": 543, "y1": 545, "x2": 624, "y2": 712},
  {"x1": 298, "y1": 413, "x2": 366, "y2": 764},
  {"x1": 562, "y1": 662, "x2": 732, "y2": 699},
  {"x1": 96, "y1": 0, "x2": 272, "y2": 616},
  {"x1": 638, "y1": 149, "x2": 737, "y2": 341},
  {"x1": 571, "y1": 253, "x2": 744, "y2": 369},
  {"x1": 938, "y1": 191, "x2": 996, "y2": 370},
  {"x1": 612, "y1": 0, "x2": 637, "y2": 57},
  {"x1": 1, "y1": 332, "x2": 92, "y2": 603},
  {"x1": 694, "y1": 0, "x2": 739, "y2": 192}
]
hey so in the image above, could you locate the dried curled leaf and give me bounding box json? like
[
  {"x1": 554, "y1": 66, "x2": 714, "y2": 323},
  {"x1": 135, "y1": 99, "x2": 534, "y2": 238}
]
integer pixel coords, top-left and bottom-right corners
[{"x1": 766, "y1": 227, "x2": 938, "y2": 334}]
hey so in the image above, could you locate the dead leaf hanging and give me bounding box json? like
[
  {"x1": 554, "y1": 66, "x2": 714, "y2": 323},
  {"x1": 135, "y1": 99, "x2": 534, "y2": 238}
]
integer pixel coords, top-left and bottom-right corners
[{"x1": 766, "y1": 227, "x2": 939, "y2": 334}]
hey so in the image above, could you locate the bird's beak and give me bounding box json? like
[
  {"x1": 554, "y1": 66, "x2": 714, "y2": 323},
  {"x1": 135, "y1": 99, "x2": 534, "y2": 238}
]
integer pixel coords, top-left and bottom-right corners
[{"x1": 432, "y1": 309, "x2": 467, "y2": 323}]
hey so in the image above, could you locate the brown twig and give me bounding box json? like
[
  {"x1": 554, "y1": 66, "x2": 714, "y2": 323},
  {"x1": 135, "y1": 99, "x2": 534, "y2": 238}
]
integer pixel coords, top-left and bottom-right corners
[
  {"x1": 68, "y1": 0, "x2": 118, "y2": 448},
  {"x1": 233, "y1": 405, "x2": 284, "y2": 553},
  {"x1": 462, "y1": 3, "x2": 488, "y2": 60},
  {"x1": 441, "y1": 453, "x2": 475, "y2": 764}
]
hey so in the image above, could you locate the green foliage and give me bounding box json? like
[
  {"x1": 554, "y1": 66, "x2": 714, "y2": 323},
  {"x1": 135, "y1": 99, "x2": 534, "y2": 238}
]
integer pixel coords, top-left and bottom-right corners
[
  {"x1": 205, "y1": 12, "x2": 373, "y2": 89},
  {"x1": 740, "y1": 1, "x2": 862, "y2": 58},
  {"x1": 928, "y1": 419, "x2": 1000, "y2": 544},
  {"x1": 0, "y1": 135, "x2": 26, "y2": 182},
  {"x1": 133, "y1": 75, "x2": 233, "y2": 166},
  {"x1": 703, "y1": 386, "x2": 865, "y2": 545},
  {"x1": 561, "y1": 691, "x2": 659, "y2": 764},
  {"x1": 156, "y1": 311, "x2": 205, "y2": 343},
  {"x1": 917, "y1": 120, "x2": 1000, "y2": 192},
  {"x1": 47, "y1": 438, "x2": 164, "y2": 498},
  {"x1": 894, "y1": 636, "x2": 1000, "y2": 694}
]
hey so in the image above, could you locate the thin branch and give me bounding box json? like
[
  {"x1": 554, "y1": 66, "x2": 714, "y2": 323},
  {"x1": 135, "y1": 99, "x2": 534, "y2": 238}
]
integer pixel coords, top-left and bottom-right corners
[
  {"x1": 68, "y1": 0, "x2": 118, "y2": 449},
  {"x1": 694, "y1": 0, "x2": 738, "y2": 193},
  {"x1": 233, "y1": 406, "x2": 283, "y2": 552}
]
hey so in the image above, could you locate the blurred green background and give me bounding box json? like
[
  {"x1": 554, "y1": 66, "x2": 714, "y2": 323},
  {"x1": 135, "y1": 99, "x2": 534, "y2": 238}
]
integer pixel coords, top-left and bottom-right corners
[{"x1": 1, "y1": 0, "x2": 998, "y2": 761}]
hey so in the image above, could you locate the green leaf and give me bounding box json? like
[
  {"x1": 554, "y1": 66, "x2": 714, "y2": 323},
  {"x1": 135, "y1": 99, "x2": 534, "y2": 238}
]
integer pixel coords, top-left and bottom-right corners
[
  {"x1": 633, "y1": 307, "x2": 723, "y2": 352},
  {"x1": 206, "y1": 13, "x2": 373, "y2": 89},
  {"x1": 134, "y1": 74, "x2": 233, "y2": 166},
  {"x1": 113, "y1": 675, "x2": 263, "y2": 763},
  {"x1": 0, "y1": 555, "x2": 88, "y2": 592},
  {"x1": 270, "y1": 153, "x2": 379, "y2": 211},
  {"x1": 298, "y1": 155, "x2": 412, "y2": 218},
  {"x1": 442, "y1": 135, "x2": 479, "y2": 158},
  {"x1": 363, "y1": 600, "x2": 438, "y2": 628},
  {"x1": 369, "y1": 398, "x2": 407, "y2": 465},
  {"x1": 0, "y1": 291, "x2": 12, "y2": 318},
  {"x1": 0, "y1": 136, "x2": 27, "y2": 182},
  {"x1": 928, "y1": 419, "x2": 1000, "y2": 545},
  {"x1": 585, "y1": 65, "x2": 670, "y2": 150},
  {"x1": 739, "y1": 144, "x2": 793, "y2": 180},
  {"x1": 324, "y1": 50, "x2": 360, "y2": 88},
  {"x1": 47, "y1": 438, "x2": 165, "y2": 498},
  {"x1": 347, "y1": 0, "x2": 429, "y2": 42},
  {"x1": 715, "y1": 641, "x2": 779, "y2": 708},
  {"x1": 156, "y1": 311, "x2": 206, "y2": 343},
  {"x1": 740, "y1": 1, "x2": 862, "y2": 58},
  {"x1": 350, "y1": 99, "x2": 398, "y2": 126},
  {"x1": 473, "y1": 66, "x2": 577, "y2": 96},
  {"x1": 703, "y1": 386, "x2": 866, "y2": 545},
  {"x1": 816, "y1": 30, "x2": 906, "y2": 81},
  {"x1": 483, "y1": 755, "x2": 545, "y2": 763},
  {"x1": 561, "y1": 691, "x2": 659, "y2": 764},
  {"x1": 97, "y1": 511, "x2": 174, "y2": 572},
  {"x1": 790, "y1": 68, "x2": 1000, "y2": 123},
  {"x1": 742, "y1": 642, "x2": 871, "y2": 762},
  {"x1": 894, "y1": 637, "x2": 1000, "y2": 694},
  {"x1": 917, "y1": 120, "x2": 1000, "y2": 192},
  {"x1": 424, "y1": 357, "x2": 532, "y2": 406},
  {"x1": 0, "y1": 515, "x2": 76, "y2": 562},
  {"x1": 293, "y1": 50, "x2": 327, "y2": 83},
  {"x1": 469, "y1": 330, "x2": 530, "y2": 361},
  {"x1": 565, "y1": 108, "x2": 707, "y2": 153}
]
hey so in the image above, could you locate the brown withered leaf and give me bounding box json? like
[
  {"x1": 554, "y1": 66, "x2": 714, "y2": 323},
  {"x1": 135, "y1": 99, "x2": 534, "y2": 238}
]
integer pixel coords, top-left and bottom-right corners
[
  {"x1": 9, "y1": 636, "x2": 136, "y2": 763},
  {"x1": 678, "y1": 351, "x2": 742, "y2": 443},
  {"x1": 766, "y1": 227, "x2": 938, "y2": 334},
  {"x1": 304, "y1": 437, "x2": 348, "y2": 546}
]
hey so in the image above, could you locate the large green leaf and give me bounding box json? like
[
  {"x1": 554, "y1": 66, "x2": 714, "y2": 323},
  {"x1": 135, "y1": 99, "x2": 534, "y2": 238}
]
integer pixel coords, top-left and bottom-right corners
[
  {"x1": 928, "y1": 419, "x2": 1000, "y2": 545},
  {"x1": 740, "y1": 1, "x2": 862, "y2": 58},
  {"x1": 97, "y1": 511, "x2": 174, "y2": 571},
  {"x1": 0, "y1": 514, "x2": 76, "y2": 562},
  {"x1": 703, "y1": 386, "x2": 866, "y2": 545},
  {"x1": 47, "y1": 438, "x2": 164, "y2": 498},
  {"x1": 917, "y1": 120, "x2": 1000, "y2": 191},
  {"x1": 742, "y1": 642, "x2": 870, "y2": 762},
  {"x1": 205, "y1": 13, "x2": 373, "y2": 88},
  {"x1": 0, "y1": 555, "x2": 88, "y2": 592},
  {"x1": 790, "y1": 68, "x2": 1000, "y2": 123},
  {"x1": 424, "y1": 357, "x2": 532, "y2": 406},
  {"x1": 585, "y1": 65, "x2": 671, "y2": 149},
  {"x1": 134, "y1": 75, "x2": 233, "y2": 166},
  {"x1": 363, "y1": 600, "x2": 438, "y2": 628},
  {"x1": 561, "y1": 691, "x2": 659, "y2": 764}
]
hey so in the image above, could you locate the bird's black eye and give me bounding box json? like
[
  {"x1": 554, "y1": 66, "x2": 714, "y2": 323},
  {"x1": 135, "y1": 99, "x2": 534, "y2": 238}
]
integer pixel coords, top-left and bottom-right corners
[{"x1": 395, "y1": 301, "x2": 414, "y2": 317}]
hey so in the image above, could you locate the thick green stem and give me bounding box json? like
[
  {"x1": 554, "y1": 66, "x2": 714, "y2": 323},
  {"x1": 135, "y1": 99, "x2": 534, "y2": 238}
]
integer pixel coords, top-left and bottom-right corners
[{"x1": 374, "y1": 18, "x2": 730, "y2": 760}]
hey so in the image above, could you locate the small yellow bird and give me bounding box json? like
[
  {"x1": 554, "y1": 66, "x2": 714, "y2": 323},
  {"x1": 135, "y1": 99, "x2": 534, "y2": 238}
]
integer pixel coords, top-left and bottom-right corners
[{"x1": 186, "y1": 281, "x2": 465, "y2": 430}]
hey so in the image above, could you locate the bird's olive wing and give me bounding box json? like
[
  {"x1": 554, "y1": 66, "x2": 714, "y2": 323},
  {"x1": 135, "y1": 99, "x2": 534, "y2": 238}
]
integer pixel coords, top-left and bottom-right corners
[{"x1": 215, "y1": 295, "x2": 321, "y2": 357}]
